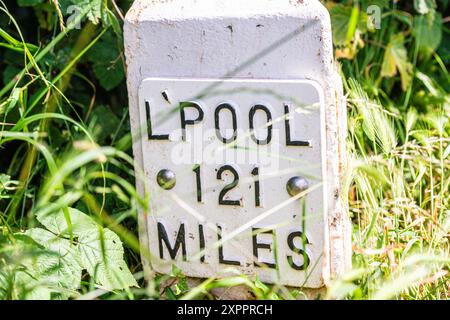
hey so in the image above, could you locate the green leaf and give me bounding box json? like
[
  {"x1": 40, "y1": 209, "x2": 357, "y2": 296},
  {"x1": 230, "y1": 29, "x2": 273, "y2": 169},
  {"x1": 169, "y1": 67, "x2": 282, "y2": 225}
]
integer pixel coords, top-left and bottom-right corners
[
  {"x1": 35, "y1": 207, "x2": 138, "y2": 291},
  {"x1": 414, "y1": 13, "x2": 442, "y2": 52},
  {"x1": 0, "y1": 270, "x2": 11, "y2": 300},
  {"x1": 414, "y1": 0, "x2": 437, "y2": 14},
  {"x1": 88, "y1": 105, "x2": 121, "y2": 143},
  {"x1": 87, "y1": 30, "x2": 125, "y2": 91},
  {"x1": 15, "y1": 272, "x2": 52, "y2": 300},
  {"x1": 331, "y1": 4, "x2": 368, "y2": 46},
  {"x1": 36, "y1": 207, "x2": 98, "y2": 237},
  {"x1": 6, "y1": 88, "x2": 20, "y2": 114},
  {"x1": 381, "y1": 34, "x2": 413, "y2": 91},
  {"x1": 106, "y1": 8, "x2": 123, "y2": 44},
  {"x1": 2, "y1": 234, "x2": 77, "y2": 299},
  {"x1": 416, "y1": 71, "x2": 440, "y2": 97},
  {"x1": 77, "y1": 226, "x2": 137, "y2": 290},
  {"x1": 60, "y1": 0, "x2": 103, "y2": 25},
  {"x1": 25, "y1": 228, "x2": 82, "y2": 294}
]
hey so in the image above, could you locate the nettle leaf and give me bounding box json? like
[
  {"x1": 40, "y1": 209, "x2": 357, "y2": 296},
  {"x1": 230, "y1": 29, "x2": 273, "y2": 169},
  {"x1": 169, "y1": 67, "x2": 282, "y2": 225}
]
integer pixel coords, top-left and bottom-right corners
[
  {"x1": 92, "y1": 60, "x2": 124, "y2": 91},
  {"x1": 2, "y1": 234, "x2": 76, "y2": 299},
  {"x1": 414, "y1": 13, "x2": 442, "y2": 52},
  {"x1": 381, "y1": 34, "x2": 413, "y2": 91},
  {"x1": 35, "y1": 207, "x2": 138, "y2": 291},
  {"x1": 60, "y1": 0, "x2": 104, "y2": 25},
  {"x1": 414, "y1": 0, "x2": 437, "y2": 14}
]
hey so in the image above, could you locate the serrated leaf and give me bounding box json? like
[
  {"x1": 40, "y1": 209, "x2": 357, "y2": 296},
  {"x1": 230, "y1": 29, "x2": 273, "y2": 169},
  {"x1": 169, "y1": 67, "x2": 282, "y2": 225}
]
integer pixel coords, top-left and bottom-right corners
[
  {"x1": 2, "y1": 234, "x2": 77, "y2": 299},
  {"x1": 84, "y1": 0, "x2": 103, "y2": 25},
  {"x1": 35, "y1": 207, "x2": 138, "y2": 291},
  {"x1": 60, "y1": 0, "x2": 103, "y2": 25},
  {"x1": 25, "y1": 228, "x2": 82, "y2": 290},
  {"x1": 381, "y1": 34, "x2": 413, "y2": 91},
  {"x1": 36, "y1": 206, "x2": 98, "y2": 237},
  {"x1": 21, "y1": 229, "x2": 82, "y2": 299},
  {"x1": 77, "y1": 227, "x2": 138, "y2": 290}
]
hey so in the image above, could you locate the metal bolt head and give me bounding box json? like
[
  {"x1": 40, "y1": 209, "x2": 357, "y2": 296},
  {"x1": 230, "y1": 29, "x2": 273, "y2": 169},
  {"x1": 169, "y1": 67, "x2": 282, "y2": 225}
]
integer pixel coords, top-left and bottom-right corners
[
  {"x1": 286, "y1": 176, "x2": 309, "y2": 197},
  {"x1": 157, "y1": 169, "x2": 176, "y2": 190}
]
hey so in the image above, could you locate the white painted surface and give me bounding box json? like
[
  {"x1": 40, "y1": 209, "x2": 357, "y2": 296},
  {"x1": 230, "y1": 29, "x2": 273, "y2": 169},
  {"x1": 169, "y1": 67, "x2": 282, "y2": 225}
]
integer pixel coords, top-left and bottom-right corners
[
  {"x1": 124, "y1": 0, "x2": 350, "y2": 290},
  {"x1": 139, "y1": 78, "x2": 327, "y2": 287}
]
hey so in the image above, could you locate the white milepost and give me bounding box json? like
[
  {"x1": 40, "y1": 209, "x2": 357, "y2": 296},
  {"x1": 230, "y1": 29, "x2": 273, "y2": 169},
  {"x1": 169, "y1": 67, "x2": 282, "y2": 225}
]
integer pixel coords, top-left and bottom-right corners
[{"x1": 124, "y1": 0, "x2": 350, "y2": 295}]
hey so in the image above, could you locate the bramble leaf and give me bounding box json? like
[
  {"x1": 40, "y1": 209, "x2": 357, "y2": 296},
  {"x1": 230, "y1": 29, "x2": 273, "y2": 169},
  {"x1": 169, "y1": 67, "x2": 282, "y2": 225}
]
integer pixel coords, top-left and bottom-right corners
[
  {"x1": 25, "y1": 228, "x2": 82, "y2": 293},
  {"x1": 1, "y1": 234, "x2": 79, "y2": 299},
  {"x1": 77, "y1": 226, "x2": 138, "y2": 290},
  {"x1": 35, "y1": 207, "x2": 138, "y2": 291}
]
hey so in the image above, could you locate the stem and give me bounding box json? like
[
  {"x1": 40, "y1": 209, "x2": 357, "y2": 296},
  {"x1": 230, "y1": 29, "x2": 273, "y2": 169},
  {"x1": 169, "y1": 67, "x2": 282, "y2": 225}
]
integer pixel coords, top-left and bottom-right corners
[{"x1": 8, "y1": 23, "x2": 100, "y2": 222}]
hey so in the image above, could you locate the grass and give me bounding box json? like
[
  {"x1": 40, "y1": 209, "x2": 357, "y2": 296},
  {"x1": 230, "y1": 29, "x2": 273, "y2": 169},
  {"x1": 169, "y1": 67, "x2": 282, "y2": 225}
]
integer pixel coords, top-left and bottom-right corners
[{"x1": 0, "y1": 0, "x2": 449, "y2": 300}]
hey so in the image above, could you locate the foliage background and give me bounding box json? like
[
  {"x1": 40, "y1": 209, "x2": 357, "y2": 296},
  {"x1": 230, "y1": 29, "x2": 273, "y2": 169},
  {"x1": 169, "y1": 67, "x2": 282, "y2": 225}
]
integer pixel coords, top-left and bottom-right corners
[{"x1": 0, "y1": 0, "x2": 449, "y2": 299}]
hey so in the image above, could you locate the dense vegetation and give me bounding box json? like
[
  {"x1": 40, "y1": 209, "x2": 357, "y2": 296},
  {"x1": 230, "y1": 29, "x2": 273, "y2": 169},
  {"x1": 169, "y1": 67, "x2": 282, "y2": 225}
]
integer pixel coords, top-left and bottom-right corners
[{"x1": 0, "y1": 0, "x2": 448, "y2": 300}]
